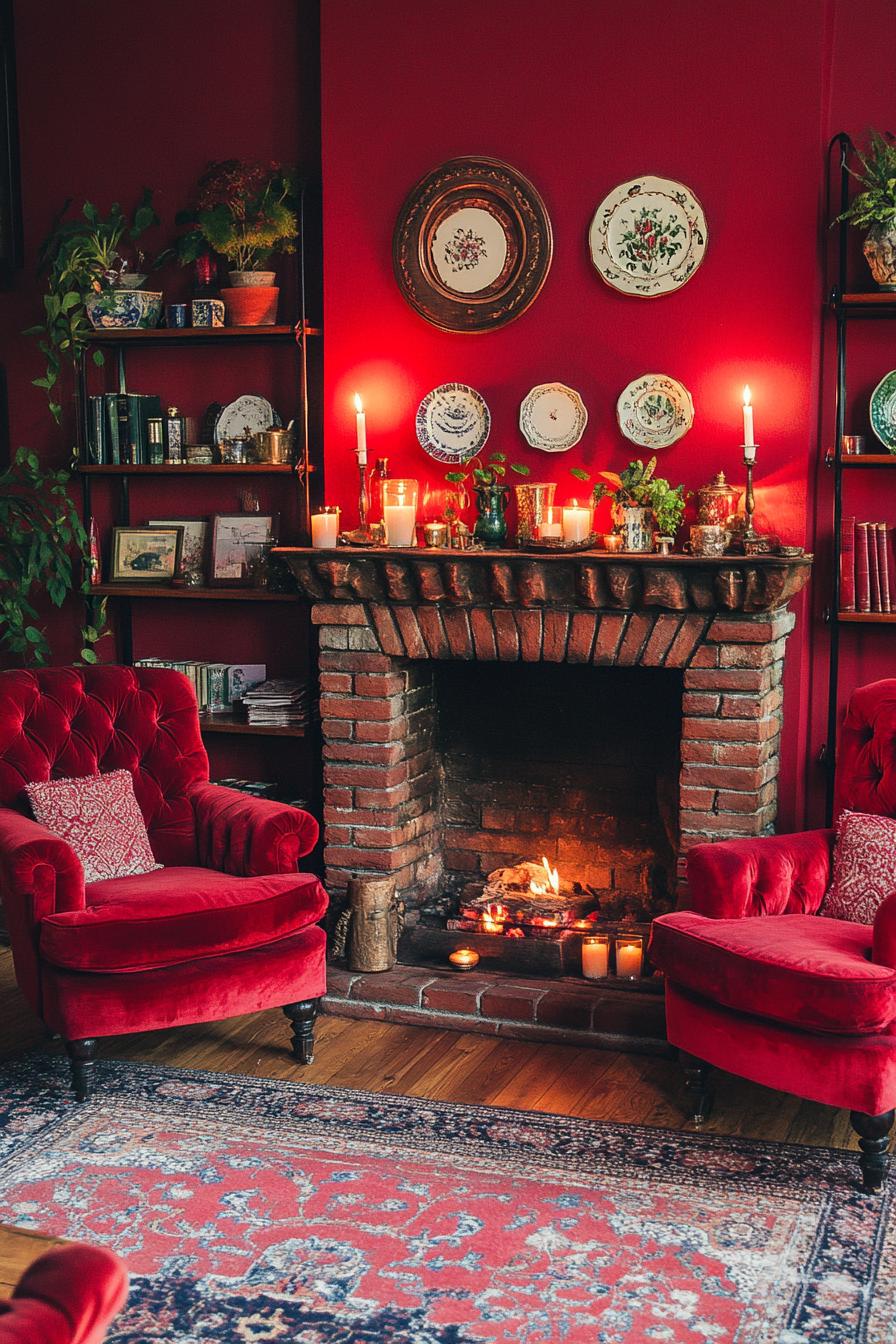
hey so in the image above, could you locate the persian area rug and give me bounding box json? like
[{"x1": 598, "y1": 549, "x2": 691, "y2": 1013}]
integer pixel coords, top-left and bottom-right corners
[{"x1": 0, "y1": 1057, "x2": 893, "y2": 1344}]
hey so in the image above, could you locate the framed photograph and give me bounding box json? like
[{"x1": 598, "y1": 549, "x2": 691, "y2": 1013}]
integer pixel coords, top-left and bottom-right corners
[
  {"x1": 0, "y1": 0, "x2": 23, "y2": 289},
  {"x1": 210, "y1": 513, "x2": 279, "y2": 586},
  {"x1": 148, "y1": 517, "x2": 208, "y2": 581},
  {"x1": 110, "y1": 527, "x2": 183, "y2": 583}
]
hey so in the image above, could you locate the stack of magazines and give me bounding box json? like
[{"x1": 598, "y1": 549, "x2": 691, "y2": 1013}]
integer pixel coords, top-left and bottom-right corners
[{"x1": 240, "y1": 679, "x2": 312, "y2": 727}]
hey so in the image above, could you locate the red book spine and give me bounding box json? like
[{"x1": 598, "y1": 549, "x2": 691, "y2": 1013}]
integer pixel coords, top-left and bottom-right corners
[
  {"x1": 840, "y1": 515, "x2": 856, "y2": 612},
  {"x1": 876, "y1": 524, "x2": 892, "y2": 613},
  {"x1": 856, "y1": 523, "x2": 872, "y2": 613},
  {"x1": 870, "y1": 523, "x2": 883, "y2": 611}
]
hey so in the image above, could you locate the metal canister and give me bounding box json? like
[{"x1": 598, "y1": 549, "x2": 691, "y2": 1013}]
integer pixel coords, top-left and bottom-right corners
[
  {"x1": 147, "y1": 417, "x2": 164, "y2": 465},
  {"x1": 252, "y1": 427, "x2": 295, "y2": 463},
  {"x1": 696, "y1": 471, "x2": 740, "y2": 527},
  {"x1": 220, "y1": 436, "x2": 252, "y2": 464}
]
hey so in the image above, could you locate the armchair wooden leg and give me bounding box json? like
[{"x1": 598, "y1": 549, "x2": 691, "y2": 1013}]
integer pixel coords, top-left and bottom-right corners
[
  {"x1": 680, "y1": 1051, "x2": 714, "y2": 1126},
  {"x1": 850, "y1": 1109, "x2": 895, "y2": 1193},
  {"x1": 283, "y1": 1000, "x2": 319, "y2": 1065},
  {"x1": 64, "y1": 1039, "x2": 97, "y2": 1102}
]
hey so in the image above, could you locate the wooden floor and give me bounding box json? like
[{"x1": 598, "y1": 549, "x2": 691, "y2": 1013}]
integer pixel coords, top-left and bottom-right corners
[{"x1": 0, "y1": 945, "x2": 864, "y2": 1292}]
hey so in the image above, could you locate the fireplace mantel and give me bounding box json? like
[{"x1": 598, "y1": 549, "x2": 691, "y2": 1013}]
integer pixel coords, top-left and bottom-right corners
[{"x1": 274, "y1": 546, "x2": 811, "y2": 614}]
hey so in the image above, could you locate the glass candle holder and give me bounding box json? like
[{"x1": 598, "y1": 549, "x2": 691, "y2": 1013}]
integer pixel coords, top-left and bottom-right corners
[
  {"x1": 383, "y1": 479, "x2": 418, "y2": 547},
  {"x1": 537, "y1": 505, "x2": 564, "y2": 540},
  {"x1": 614, "y1": 934, "x2": 644, "y2": 979},
  {"x1": 562, "y1": 501, "x2": 592, "y2": 544},
  {"x1": 311, "y1": 507, "x2": 340, "y2": 548},
  {"x1": 581, "y1": 934, "x2": 610, "y2": 979}
]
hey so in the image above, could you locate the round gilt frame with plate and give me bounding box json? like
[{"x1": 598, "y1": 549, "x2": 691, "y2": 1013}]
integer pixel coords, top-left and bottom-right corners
[{"x1": 393, "y1": 157, "x2": 553, "y2": 332}]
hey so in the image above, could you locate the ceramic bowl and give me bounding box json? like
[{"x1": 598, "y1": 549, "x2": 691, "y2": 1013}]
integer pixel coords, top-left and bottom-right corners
[{"x1": 85, "y1": 288, "x2": 163, "y2": 330}]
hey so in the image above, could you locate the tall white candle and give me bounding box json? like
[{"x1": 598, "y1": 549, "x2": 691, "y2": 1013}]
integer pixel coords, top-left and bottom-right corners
[
  {"x1": 742, "y1": 385, "x2": 755, "y2": 456},
  {"x1": 615, "y1": 937, "x2": 643, "y2": 979},
  {"x1": 311, "y1": 510, "x2": 340, "y2": 548},
  {"x1": 354, "y1": 392, "x2": 367, "y2": 466},
  {"x1": 383, "y1": 504, "x2": 416, "y2": 546},
  {"x1": 581, "y1": 936, "x2": 609, "y2": 979},
  {"x1": 562, "y1": 501, "x2": 592, "y2": 544}
]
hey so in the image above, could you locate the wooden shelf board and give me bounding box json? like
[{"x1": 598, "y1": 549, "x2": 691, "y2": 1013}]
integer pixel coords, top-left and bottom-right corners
[
  {"x1": 838, "y1": 612, "x2": 896, "y2": 623},
  {"x1": 78, "y1": 463, "x2": 296, "y2": 475},
  {"x1": 839, "y1": 454, "x2": 896, "y2": 466},
  {"x1": 199, "y1": 711, "x2": 306, "y2": 738},
  {"x1": 85, "y1": 324, "x2": 321, "y2": 344},
  {"x1": 93, "y1": 584, "x2": 300, "y2": 602}
]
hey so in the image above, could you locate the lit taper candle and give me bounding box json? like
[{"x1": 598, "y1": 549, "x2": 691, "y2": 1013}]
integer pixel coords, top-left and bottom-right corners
[
  {"x1": 354, "y1": 392, "x2": 367, "y2": 466},
  {"x1": 742, "y1": 386, "x2": 756, "y2": 462}
]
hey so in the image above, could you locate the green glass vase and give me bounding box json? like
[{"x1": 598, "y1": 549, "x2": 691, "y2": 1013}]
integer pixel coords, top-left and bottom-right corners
[{"x1": 473, "y1": 485, "x2": 510, "y2": 548}]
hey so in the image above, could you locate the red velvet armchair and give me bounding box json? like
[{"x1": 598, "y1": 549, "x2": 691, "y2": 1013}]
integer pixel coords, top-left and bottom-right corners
[
  {"x1": 0, "y1": 667, "x2": 328, "y2": 1100},
  {"x1": 650, "y1": 679, "x2": 896, "y2": 1192},
  {"x1": 0, "y1": 1245, "x2": 127, "y2": 1344}
]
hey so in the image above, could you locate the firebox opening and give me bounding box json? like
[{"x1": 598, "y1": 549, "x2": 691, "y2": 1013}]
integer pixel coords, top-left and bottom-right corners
[{"x1": 432, "y1": 663, "x2": 682, "y2": 923}]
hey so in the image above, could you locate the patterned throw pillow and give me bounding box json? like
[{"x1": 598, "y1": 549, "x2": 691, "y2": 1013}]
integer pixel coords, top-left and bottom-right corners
[
  {"x1": 26, "y1": 769, "x2": 162, "y2": 884},
  {"x1": 821, "y1": 810, "x2": 896, "y2": 924}
]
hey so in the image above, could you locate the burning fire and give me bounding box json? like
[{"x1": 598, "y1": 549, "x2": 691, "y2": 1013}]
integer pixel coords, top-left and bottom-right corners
[
  {"x1": 481, "y1": 901, "x2": 508, "y2": 934},
  {"x1": 529, "y1": 855, "x2": 560, "y2": 898}
]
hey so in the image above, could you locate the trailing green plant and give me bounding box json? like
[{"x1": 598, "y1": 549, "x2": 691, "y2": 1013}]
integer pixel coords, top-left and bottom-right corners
[
  {"x1": 836, "y1": 130, "x2": 896, "y2": 230},
  {"x1": 175, "y1": 160, "x2": 299, "y2": 273},
  {"x1": 444, "y1": 453, "x2": 530, "y2": 514},
  {"x1": 571, "y1": 457, "x2": 689, "y2": 537},
  {"x1": 27, "y1": 191, "x2": 160, "y2": 422},
  {"x1": 0, "y1": 447, "x2": 104, "y2": 664}
]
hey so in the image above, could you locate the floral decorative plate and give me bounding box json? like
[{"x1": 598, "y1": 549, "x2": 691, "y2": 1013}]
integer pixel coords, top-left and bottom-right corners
[
  {"x1": 616, "y1": 374, "x2": 694, "y2": 449},
  {"x1": 394, "y1": 157, "x2": 553, "y2": 332},
  {"x1": 589, "y1": 176, "x2": 708, "y2": 298},
  {"x1": 416, "y1": 384, "x2": 491, "y2": 463},
  {"x1": 213, "y1": 394, "x2": 281, "y2": 446},
  {"x1": 870, "y1": 371, "x2": 896, "y2": 453},
  {"x1": 519, "y1": 383, "x2": 588, "y2": 453}
]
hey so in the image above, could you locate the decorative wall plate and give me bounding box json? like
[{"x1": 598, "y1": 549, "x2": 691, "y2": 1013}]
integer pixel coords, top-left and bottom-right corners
[
  {"x1": 416, "y1": 383, "x2": 491, "y2": 463},
  {"x1": 616, "y1": 374, "x2": 694, "y2": 449},
  {"x1": 394, "y1": 157, "x2": 553, "y2": 332},
  {"x1": 589, "y1": 176, "x2": 707, "y2": 298},
  {"x1": 519, "y1": 383, "x2": 588, "y2": 453},
  {"x1": 213, "y1": 394, "x2": 281, "y2": 445},
  {"x1": 870, "y1": 371, "x2": 896, "y2": 452}
]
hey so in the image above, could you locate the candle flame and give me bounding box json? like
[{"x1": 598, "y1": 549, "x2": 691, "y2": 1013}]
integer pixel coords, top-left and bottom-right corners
[
  {"x1": 742, "y1": 385, "x2": 752, "y2": 408},
  {"x1": 529, "y1": 855, "x2": 560, "y2": 897},
  {"x1": 353, "y1": 393, "x2": 364, "y2": 413}
]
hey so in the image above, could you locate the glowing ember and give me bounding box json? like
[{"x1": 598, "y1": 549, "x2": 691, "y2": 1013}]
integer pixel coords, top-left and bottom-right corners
[
  {"x1": 505, "y1": 926, "x2": 524, "y2": 939},
  {"x1": 529, "y1": 855, "x2": 560, "y2": 898},
  {"x1": 481, "y1": 900, "x2": 508, "y2": 934}
]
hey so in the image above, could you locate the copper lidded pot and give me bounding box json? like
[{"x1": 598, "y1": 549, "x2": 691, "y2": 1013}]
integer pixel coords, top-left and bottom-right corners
[{"x1": 696, "y1": 471, "x2": 740, "y2": 528}]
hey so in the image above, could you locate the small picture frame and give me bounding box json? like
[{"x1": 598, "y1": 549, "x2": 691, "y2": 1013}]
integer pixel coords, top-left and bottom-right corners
[
  {"x1": 110, "y1": 526, "x2": 183, "y2": 583},
  {"x1": 148, "y1": 517, "x2": 209, "y2": 582},
  {"x1": 210, "y1": 513, "x2": 279, "y2": 586}
]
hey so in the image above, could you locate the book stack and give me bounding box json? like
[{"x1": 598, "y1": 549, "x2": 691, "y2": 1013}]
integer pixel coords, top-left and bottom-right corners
[
  {"x1": 87, "y1": 393, "x2": 163, "y2": 465},
  {"x1": 839, "y1": 518, "x2": 895, "y2": 613},
  {"x1": 241, "y1": 679, "x2": 311, "y2": 728},
  {"x1": 134, "y1": 659, "x2": 266, "y2": 711}
]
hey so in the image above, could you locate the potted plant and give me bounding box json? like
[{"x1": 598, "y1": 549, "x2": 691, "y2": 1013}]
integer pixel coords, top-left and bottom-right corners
[
  {"x1": 175, "y1": 160, "x2": 299, "y2": 325},
  {"x1": 446, "y1": 453, "x2": 530, "y2": 548},
  {"x1": 28, "y1": 192, "x2": 161, "y2": 422},
  {"x1": 0, "y1": 448, "x2": 104, "y2": 664},
  {"x1": 837, "y1": 130, "x2": 896, "y2": 290},
  {"x1": 572, "y1": 458, "x2": 688, "y2": 552}
]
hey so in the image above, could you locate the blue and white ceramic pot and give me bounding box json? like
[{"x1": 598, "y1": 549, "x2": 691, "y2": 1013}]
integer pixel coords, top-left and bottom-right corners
[{"x1": 85, "y1": 288, "x2": 163, "y2": 330}]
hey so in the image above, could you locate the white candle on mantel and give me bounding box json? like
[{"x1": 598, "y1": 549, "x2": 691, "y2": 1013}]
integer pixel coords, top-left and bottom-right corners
[
  {"x1": 539, "y1": 506, "x2": 563, "y2": 540},
  {"x1": 615, "y1": 937, "x2": 644, "y2": 979},
  {"x1": 383, "y1": 501, "x2": 417, "y2": 546},
  {"x1": 742, "y1": 385, "x2": 756, "y2": 463},
  {"x1": 581, "y1": 936, "x2": 610, "y2": 980},
  {"x1": 354, "y1": 392, "x2": 367, "y2": 466},
  {"x1": 311, "y1": 510, "x2": 340, "y2": 548},
  {"x1": 562, "y1": 500, "x2": 592, "y2": 544}
]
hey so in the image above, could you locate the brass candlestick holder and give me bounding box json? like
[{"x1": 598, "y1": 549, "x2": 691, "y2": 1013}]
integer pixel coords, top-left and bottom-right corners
[
  {"x1": 741, "y1": 445, "x2": 774, "y2": 554},
  {"x1": 340, "y1": 453, "x2": 378, "y2": 546}
]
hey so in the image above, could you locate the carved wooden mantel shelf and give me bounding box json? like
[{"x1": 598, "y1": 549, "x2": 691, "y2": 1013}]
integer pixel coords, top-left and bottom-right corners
[{"x1": 274, "y1": 546, "x2": 812, "y2": 614}]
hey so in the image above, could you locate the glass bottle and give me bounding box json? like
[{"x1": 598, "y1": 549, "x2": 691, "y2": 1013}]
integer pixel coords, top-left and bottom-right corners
[{"x1": 370, "y1": 458, "x2": 389, "y2": 523}]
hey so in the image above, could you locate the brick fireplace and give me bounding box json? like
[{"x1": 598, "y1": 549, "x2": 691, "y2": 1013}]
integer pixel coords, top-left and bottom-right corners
[{"x1": 276, "y1": 545, "x2": 810, "y2": 1048}]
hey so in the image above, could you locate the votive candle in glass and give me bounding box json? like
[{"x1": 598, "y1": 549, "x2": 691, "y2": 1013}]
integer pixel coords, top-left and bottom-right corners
[
  {"x1": 311, "y1": 507, "x2": 340, "y2": 548},
  {"x1": 581, "y1": 934, "x2": 610, "y2": 979},
  {"x1": 538, "y1": 506, "x2": 563, "y2": 540},
  {"x1": 615, "y1": 935, "x2": 644, "y2": 979},
  {"x1": 562, "y1": 500, "x2": 592, "y2": 543},
  {"x1": 448, "y1": 947, "x2": 480, "y2": 972},
  {"x1": 383, "y1": 479, "x2": 419, "y2": 547}
]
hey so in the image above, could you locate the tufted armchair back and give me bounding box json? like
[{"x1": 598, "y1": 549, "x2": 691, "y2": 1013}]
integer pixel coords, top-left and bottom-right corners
[
  {"x1": 834, "y1": 679, "x2": 896, "y2": 820},
  {"x1": 0, "y1": 666, "x2": 209, "y2": 866}
]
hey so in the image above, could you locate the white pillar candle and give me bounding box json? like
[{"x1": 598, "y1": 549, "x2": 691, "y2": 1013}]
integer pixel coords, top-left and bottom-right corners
[
  {"x1": 742, "y1": 385, "x2": 755, "y2": 460},
  {"x1": 383, "y1": 504, "x2": 417, "y2": 546},
  {"x1": 539, "y1": 506, "x2": 563, "y2": 540},
  {"x1": 581, "y1": 935, "x2": 610, "y2": 979},
  {"x1": 311, "y1": 510, "x2": 340, "y2": 548},
  {"x1": 615, "y1": 937, "x2": 644, "y2": 979},
  {"x1": 562, "y1": 501, "x2": 592, "y2": 544},
  {"x1": 354, "y1": 392, "x2": 367, "y2": 466}
]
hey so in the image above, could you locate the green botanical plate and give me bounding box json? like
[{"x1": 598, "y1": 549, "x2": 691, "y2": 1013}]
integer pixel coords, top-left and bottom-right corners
[{"x1": 869, "y1": 370, "x2": 896, "y2": 453}]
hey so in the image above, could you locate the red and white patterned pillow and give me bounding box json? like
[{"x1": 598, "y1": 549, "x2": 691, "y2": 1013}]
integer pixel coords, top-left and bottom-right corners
[
  {"x1": 821, "y1": 809, "x2": 896, "y2": 924},
  {"x1": 26, "y1": 769, "x2": 162, "y2": 884}
]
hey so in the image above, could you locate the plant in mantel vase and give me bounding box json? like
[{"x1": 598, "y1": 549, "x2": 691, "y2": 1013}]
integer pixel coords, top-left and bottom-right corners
[
  {"x1": 837, "y1": 129, "x2": 896, "y2": 290},
  {"x1": 175, "y1": 160, "x2": 299, "y2": 325},
  {"x1": 446, "y1": 453, "x2": 530, "y2": 548},
  {"x1": 572, "y1": 458, "x2": 688, "y2": 553}
]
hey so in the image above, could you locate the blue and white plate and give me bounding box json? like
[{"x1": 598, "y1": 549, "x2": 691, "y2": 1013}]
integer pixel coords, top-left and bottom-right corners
[
  {"x1": 870, "y1": 371, "x2": 896, "y2": 453},
  {"x1": 416, "y1": 383, "x2": 490, "y2": 464},
  {"x1": 213, "y1": 395, "x2": 282, "y2": 446}
]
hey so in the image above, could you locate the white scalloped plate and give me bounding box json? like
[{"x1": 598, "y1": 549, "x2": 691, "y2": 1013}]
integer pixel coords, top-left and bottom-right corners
[
  {"x1": 589, "y1": 176, "x2": 707, "y2": 298},
  {"x1": 519, "y1": 383, "x2": 588, "y2": 453},
  {"x1": 616, "y1": 373, "x2": 694, "y2": 449},
  {"x1": 415, "y1": 383, "x2": 491, "y2": 464}
]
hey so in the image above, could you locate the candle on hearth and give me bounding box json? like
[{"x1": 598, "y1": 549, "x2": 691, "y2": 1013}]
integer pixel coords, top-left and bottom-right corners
[
  {"x1": 354, "y1": 392, "x2": 367, "y2": 466},
  {"x1": 383, "y1": 479, "x2": 418, "y2": 547},
  {"x1": 742, "y1": 386, "x2": 756, "y2": 462},
  {"x1": 311, "y1": 508, "x2": 340, "y2": 548},
  {"x1": 581, "y1": 934, "x2": 610, "y2": 980},
  {"x1": 449, "y1": 947, "x2": 480, "y2": 971},
  {"x1": 538, "y1": 506, "x2": 563, "y2": 540},
  {"x1": 562, "y1": 500, "x2": 592, "y2": 544},
  {"x1": 615, "y1": 935, "x2": 644, "y2": 979}
]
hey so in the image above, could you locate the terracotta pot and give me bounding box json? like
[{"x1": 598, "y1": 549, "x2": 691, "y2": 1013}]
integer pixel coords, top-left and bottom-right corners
[
  {"x1": 228, "y1": 270, "x2": 277, "y2": 287},
  {"x1": 220, "y1": 285, "x2": 279, "y2": 327}
]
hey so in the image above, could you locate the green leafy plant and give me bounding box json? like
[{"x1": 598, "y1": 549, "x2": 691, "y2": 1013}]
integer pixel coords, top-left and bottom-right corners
[
  {"x1": 27, "y1": 191, "x2": 160, "y2": 422},
  {"x1": 175, "y1": 160, "x2": 299, "y2": 273},
  {"x1": 836, "y1": 130, "x2": 896, "y2": 229},
  {"x1": 446, "y1": 452, "x2": 530, "y2": 491},
  {"x1": 571, "y1": 457, "x2": 689, "y2": 537},
  {"x1": 0, "y1": 448, "x2": 104, "y2": 664}
]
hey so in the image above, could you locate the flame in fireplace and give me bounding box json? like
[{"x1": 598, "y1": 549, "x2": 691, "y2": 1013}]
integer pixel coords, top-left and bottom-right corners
[
  {"x1": 481, "y1": 901, "x2": 508, "y2": 934},
  {"x1": 529, "y1": 855, "x2": 560, "y2": 898}
]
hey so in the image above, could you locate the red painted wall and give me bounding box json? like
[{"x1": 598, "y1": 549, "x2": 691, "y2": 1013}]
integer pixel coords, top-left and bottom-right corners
[{"x1": 319, "y1": 0, "x2": 896, "y2": 831}]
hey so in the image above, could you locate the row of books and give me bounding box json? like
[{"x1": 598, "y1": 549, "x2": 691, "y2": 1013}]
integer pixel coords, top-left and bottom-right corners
[
  {"x1": 242, "y1": 679, "x2": 312, "y2": 726},
  {"x1": 134, "y1": 659, "x2": 266, "y2": 712},
  {"x1": 839, "y1": 518, "x2": 896, "y2": 612},
  {"x1": 86, "y1": 393, "x2": 165, "y2": 465}
]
